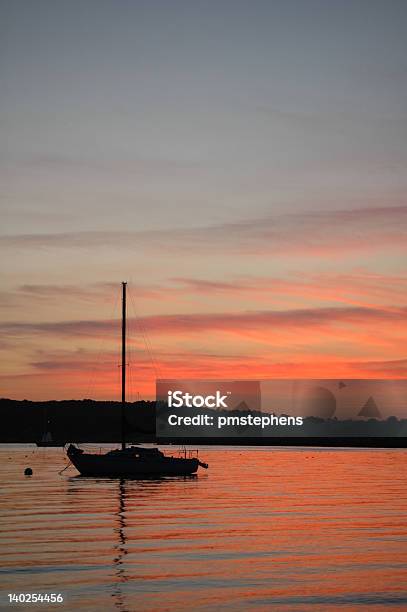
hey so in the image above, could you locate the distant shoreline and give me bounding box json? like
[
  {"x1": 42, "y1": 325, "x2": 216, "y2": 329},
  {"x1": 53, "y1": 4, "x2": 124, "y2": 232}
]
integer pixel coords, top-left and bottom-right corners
[{"x1": 1, "y1": 398, "x2": 406, "y2": 448}]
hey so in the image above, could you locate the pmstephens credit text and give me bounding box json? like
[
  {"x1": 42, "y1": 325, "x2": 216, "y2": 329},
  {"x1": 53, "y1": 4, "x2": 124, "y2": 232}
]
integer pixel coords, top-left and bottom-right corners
[{"x1": 166, "y1": 390, "x2": 303, "y2": 429}]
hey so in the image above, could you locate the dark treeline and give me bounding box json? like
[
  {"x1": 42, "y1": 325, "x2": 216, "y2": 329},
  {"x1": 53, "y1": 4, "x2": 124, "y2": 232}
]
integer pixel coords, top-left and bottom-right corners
[
  {"x1": 1, "y1": 399, "x2": 406, "y2": 447},
  {"x1": 0, "y1": 398, "x2": 156, "y2": 443}
]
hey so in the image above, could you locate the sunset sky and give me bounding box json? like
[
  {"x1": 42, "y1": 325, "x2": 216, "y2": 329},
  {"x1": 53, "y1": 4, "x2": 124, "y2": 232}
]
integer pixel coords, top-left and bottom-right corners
[{"x1": 1, "y1": 0, "x2": 406, "y2": 400}]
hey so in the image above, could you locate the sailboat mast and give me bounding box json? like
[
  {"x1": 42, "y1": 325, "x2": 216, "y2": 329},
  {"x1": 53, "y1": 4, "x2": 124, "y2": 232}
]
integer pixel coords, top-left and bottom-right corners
[{"x1": 121, "y1": 281, "x2": 127, "y2": 450}]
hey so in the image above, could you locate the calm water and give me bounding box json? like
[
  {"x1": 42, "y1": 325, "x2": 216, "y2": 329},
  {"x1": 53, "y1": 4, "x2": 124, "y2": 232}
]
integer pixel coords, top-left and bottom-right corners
[{"x1": 0, "y1": 446, "x2": 406, "y2": 611}]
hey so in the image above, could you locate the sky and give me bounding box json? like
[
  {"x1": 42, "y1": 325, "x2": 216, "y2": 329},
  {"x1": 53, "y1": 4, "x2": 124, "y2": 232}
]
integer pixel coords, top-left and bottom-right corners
[{"x1": 1, "y1": 0, "x2": 406, "y2": 402}]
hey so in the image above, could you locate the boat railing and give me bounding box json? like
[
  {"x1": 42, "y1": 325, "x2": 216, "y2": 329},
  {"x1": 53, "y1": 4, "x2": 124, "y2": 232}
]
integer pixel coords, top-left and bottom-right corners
[
  {"x1": 76, "y1": 445, "x2": 109, "y2": 455},
  {"x1": 75, "y1": 445, "x2": 202, "y2": 459},
  {"x1": 175, "y1": 447, "x2": 201, "y2": 459}
]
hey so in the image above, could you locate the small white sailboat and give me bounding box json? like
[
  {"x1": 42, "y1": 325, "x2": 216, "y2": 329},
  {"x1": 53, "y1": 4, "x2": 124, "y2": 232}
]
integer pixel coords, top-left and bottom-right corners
[{"x1": 36, "y1": 407, "x2": 65, "y2": 447}]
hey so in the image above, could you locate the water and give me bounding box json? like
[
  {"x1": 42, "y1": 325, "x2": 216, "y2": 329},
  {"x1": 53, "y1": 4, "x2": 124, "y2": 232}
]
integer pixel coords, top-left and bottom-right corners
[{"x1": 0, "y1": 446, "x2": 406, "y2": 611}]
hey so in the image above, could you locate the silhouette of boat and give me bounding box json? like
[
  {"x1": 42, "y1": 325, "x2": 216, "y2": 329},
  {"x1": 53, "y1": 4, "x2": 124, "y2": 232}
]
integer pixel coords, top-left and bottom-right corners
[
  {"x1": 67, "y1": 282, "x2": 208, "y2": 476},
  {"x1": 67, "y1": 444, "x2": 207, "y2": 476}
]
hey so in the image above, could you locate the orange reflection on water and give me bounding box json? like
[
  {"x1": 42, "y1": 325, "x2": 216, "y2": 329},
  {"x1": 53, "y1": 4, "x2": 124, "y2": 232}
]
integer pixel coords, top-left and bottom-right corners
[{"x1": 0, "y1": 446, "x2": 406, "y2": 611}]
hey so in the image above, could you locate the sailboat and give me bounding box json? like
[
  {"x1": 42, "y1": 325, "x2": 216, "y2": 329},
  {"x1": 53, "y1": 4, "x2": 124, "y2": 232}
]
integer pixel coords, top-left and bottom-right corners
[
  {"x1": 37, "y1": 430, "x2": 62, "y2": 447},
  {"x1": 36, "y1": 405, "x2": 65, "y2": 447},
  {"x1": 67, "y1": 282, "x2": 208, "y2": 476}
]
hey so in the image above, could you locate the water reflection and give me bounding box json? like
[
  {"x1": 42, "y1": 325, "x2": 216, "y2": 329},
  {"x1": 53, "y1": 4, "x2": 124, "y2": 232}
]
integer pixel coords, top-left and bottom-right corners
[
  {"x1": 65, "y1": 473, "x2": 199, "y2": 611},
  {"x1": 115, "y1": 475, "x2": 200, "y2": 612},
  {"x1": 112, "y1": 479, "x2": 127, "y2": 612}
]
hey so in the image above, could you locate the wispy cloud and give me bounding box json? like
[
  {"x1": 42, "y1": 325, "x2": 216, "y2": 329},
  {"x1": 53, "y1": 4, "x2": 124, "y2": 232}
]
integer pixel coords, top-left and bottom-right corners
[
  {"x1": 0, "y1": 281, "x2": 172, "y2": 310},
  {"x1": 1, "y1": 205, "x2": 406, "y2": 256},
  {"x1": 1, "y1": 350, "x2": 406, "y2": 402},
  {"x1": 355, "y1": 358, "x2": 407, "y2": 377},
  {"x1": 172, "y1": 272, "x2": 407, "y2": 308},
  {"x1": 1, "y1": 305, "x2": 406, "y2": 339},
  {"x1": 2, "y1": 270, "x2": 406, "y2": 312}
]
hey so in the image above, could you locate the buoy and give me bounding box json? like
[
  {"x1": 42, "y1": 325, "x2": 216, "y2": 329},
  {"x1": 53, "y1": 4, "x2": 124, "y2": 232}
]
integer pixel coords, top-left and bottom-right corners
[{"x1": 24, "y1": 467, "x2": 33, "y2": 476}]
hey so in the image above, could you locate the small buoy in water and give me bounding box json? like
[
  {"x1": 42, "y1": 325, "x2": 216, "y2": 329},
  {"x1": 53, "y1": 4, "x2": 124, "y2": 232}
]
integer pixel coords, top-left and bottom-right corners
[{"x1": 24, "y1": 467, "x2": 33, "y2": 476}]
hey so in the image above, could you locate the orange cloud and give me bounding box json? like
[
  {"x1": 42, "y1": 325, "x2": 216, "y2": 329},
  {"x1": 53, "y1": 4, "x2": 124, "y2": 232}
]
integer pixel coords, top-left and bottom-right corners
[{"x1": 2, "y1": 305, "x2": 406, "y2": 338}]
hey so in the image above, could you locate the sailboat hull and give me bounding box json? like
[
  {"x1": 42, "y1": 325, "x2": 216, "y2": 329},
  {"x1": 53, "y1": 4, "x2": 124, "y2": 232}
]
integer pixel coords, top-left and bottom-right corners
[{"x1": 69, "y1": 451, "x2": 200, "y2": 477}]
